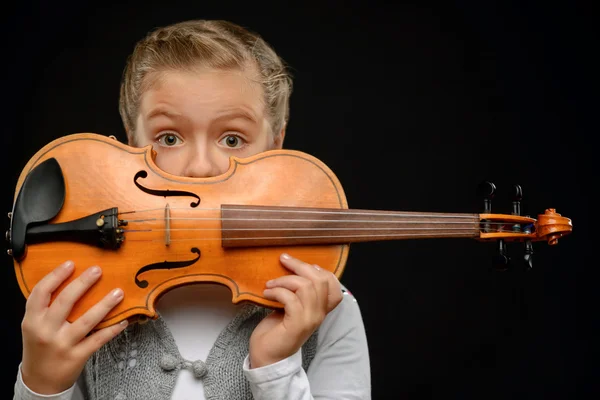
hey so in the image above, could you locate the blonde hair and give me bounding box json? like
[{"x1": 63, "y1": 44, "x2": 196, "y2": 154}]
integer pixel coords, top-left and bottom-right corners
[{"x1": 118, "y1": 19, "x2": 292, "y2": 145}]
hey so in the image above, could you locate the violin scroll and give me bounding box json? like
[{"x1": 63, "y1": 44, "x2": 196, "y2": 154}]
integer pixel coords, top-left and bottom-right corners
[
  {"x1": 537, "y1": 208, "x2": 572, "y2": 245},
  {"x1": 476, "y1": 181, "x2": 573, "y2": 271}
]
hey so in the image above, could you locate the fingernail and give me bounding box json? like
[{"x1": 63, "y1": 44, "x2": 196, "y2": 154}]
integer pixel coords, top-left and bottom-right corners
[
  {"x1": 266, "y1": 280, "x2": 274, "y2": 287},
  {"x1": 63, "y1": 261, "x2": 74, "y2": 270},
  {"x1": 90, "y1": 266, "x2": 101, "y2": 276},
  {"x1": 119, "y1": 320, "x2": 128, "y2": 328},
  {"x1": 281, "y1": 253, "x2": 291, "y2": 260},
  {"x1": 112, "y1": 288, "x2": 124, "y2": 299}
]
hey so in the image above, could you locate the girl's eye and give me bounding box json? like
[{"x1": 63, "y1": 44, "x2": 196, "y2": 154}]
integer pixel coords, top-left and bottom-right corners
[
  {"x1": 220, "y1": 134, "x2": 244, "y2": 149},
  {"x1": 157, "y1": 133, "x2": 182, "y2": 147}
]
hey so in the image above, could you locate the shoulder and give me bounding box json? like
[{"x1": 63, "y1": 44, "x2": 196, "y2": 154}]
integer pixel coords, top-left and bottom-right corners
[
  {"x1": 335, "y1": 283, "x2": 363, "y2": 318},
  {"x1": 340, "y1": 284, "x2": 358, "y2": 304},
  {"x1": 317, "y1": 283, "x2": 366, "y2": 346}
]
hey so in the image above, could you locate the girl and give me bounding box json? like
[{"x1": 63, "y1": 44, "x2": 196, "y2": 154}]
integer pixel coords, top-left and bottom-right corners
[{"x1": 13, "y1": 19, "x2": 370, "y2": 399}]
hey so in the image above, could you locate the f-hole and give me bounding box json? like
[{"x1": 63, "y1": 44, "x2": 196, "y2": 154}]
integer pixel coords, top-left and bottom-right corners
[
  {"x1": 134, "y1": 247, "x2": 201, "y2": 288},
  {"x1": 134, "y1": 170, "x2": 201, "y2": 207}
]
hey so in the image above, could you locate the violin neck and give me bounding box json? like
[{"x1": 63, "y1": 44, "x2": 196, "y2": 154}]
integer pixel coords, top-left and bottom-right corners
[{"x1": 221, "y1": 204, "x2": 480, "y2": 248}]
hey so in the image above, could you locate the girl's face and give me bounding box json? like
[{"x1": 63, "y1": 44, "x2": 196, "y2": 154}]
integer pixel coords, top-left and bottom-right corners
[{"x1": 133, "y1": 67, "x2": 284, "y2": 178}]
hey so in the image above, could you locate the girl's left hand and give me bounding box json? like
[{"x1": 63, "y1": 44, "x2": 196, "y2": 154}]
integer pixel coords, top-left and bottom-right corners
[{"x1": 249, "y1": 253, "x2": 343, "y2": 368}]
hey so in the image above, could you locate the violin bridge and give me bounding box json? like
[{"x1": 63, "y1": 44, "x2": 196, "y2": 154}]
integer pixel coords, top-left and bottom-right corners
[{"x1": 164, "y1": 203, "x2": 171, "y2": 246}]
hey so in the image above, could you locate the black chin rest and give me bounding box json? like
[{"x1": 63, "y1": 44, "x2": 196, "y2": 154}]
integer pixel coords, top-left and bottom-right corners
[{"x1": 9, "y1": 158, "x2": 65, "y2": 260}]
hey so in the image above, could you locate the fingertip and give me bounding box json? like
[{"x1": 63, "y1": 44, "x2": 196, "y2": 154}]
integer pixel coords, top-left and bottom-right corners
[
  {"x1": 112, "y1": 288, "x2": 124, "y2": 300},
  {"x1": 263, "y1": 288, "x2": 277, "y2": 299},
  {"x1": 90, "y1": 266, "x2": 102, "y2": 277},
  {"x1": 280, "y1": 253, "x2": 292, "y2": 261},
  {"x1": 63, "y1": 260, "x2": 74, "y2": 270}
]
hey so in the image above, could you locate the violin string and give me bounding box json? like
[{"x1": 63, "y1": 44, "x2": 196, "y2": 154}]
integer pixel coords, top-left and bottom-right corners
[
  {"x1": 124, "y1": 217, "x2": 482, "y2": 224},
  {"x1": 122, "y1": 225, "x2": 523, "y2": 240},
  {"x1": 123, "y1": 226, "x2": 481, "y2": 232},
  {"x1": 122, "y1": 218, "x2": 512, "y2": 226},
  {"x1": 118, "y1": 207, "x2": 481, "y2": 219},
  {"x1": 120, "y1": 232, "x2": 486, "y2": 242}
]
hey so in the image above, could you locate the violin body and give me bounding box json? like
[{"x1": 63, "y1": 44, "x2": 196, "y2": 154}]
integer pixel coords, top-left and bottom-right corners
[{"x1": 10, "y1": 133, "x2": 349, "y2": 329}]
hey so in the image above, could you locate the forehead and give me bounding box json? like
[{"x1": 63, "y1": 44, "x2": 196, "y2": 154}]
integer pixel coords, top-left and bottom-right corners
[{"x1": 139, "y1": 67, "x2": 266, "y2": 119}]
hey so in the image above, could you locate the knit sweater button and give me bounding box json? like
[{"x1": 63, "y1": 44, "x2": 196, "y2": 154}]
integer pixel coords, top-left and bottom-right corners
[
  {"x1": 192, "y1": 360, "x2": 208, "y2": 378},
  {"x1": 159, "y1": 354, "x2": 179, "y2": 371}
]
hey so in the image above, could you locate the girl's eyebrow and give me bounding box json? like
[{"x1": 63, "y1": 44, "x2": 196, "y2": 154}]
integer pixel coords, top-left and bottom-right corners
[
  {"x1": 146, "y1": 107, "x2": 258, "y2": 124},
  {"x1": 146, "y1": 108, "x2": 184, "y2": 120},
  {"x1": 213, "y1": 108, "x2": 259, "y2": 124}
]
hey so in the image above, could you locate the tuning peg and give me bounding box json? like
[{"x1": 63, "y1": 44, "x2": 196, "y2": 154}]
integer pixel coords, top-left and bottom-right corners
[
  {"x1": 511, "y1": 184, "x2": 523, "y2": 232},
  {"x1": 523, "y1": 239, "x2": 533, "y2": 271},
  {"x1": 512, "y1": 184, "x2": 522, "y2": 215},
  {"x1": 478, "y1": 181, "x2": 495, "y2": 233},
  {"x1": 477, "y1": 181, "x2": 496, "y2": 213},
  {"x1": 492, "y1": 239, "x2": 510, "y2": 271}
]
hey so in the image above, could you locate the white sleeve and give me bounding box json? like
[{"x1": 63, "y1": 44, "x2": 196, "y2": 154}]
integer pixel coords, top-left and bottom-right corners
[
  {"x1": 243, "y1": 349, "x2": 311, "y2": 399},
  {"x1": 13, "y1": 364, "x2": 85, "y2": 400},
  {"x1": 242, "y1": 286, "x2": 371, "y2": 399}
]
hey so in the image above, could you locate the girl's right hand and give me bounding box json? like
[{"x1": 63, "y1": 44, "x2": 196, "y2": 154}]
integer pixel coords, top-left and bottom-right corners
[{"x1": 20, "y1": 260, "x2": 127, "y2": 395}]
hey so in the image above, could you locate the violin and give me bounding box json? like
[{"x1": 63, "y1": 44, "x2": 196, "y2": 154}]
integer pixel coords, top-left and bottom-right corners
[{"x1": 6, "y1": 133, "x2": 573, "y2": 330}]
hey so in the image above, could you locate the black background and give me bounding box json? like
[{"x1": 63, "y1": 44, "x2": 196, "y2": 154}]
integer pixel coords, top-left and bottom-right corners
[{"x1": 1, "y1": 0, "x2": 596, "y2": 398}]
